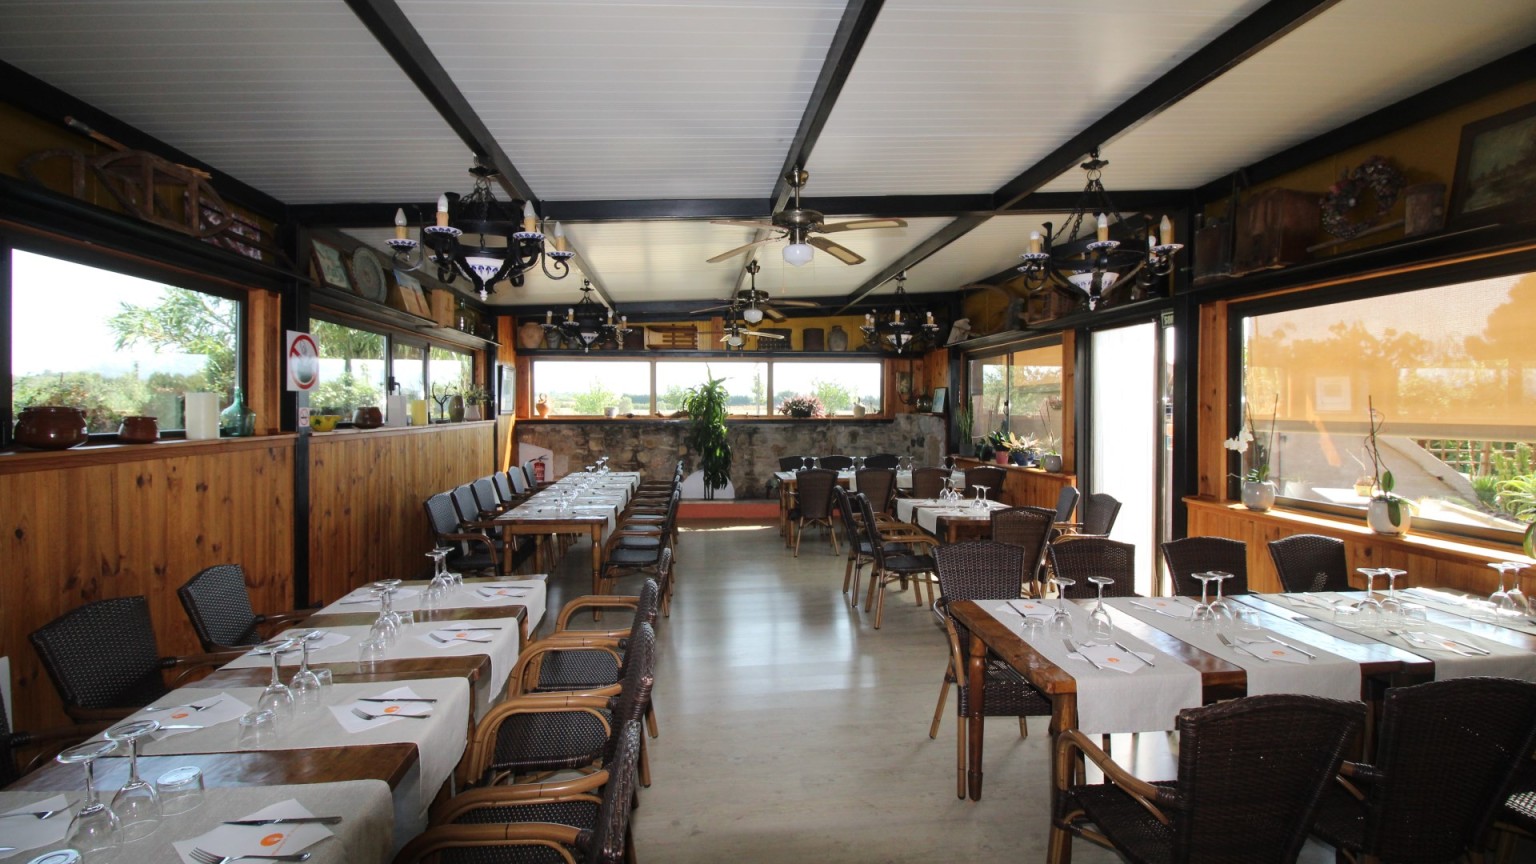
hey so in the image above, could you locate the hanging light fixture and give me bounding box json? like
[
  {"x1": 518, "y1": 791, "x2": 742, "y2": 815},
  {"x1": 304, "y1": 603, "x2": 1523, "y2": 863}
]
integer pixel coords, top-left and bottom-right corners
[
  {"x1": 540, "y1": 279, "x2": 629, "y2": 353},
  {"x1": 386, "y1": 162, "x2": 575, "y2": 301},
  {"x1": 1016, "y1": 149, "x2": 1182, "y2": 311},
  {"x1": 859, "y1": 271, "x2": 942, "y2": 355}
]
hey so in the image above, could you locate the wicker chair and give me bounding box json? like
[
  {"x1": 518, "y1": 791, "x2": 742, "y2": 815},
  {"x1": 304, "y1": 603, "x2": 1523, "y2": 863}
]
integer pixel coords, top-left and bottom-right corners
[
  {"x1": 1057, "y1": 492, "x2": 1122, "y2": 538},
  {"x1": 398, "y1": 720, "x2": 643, "y2": 864},
  {"x1": 30, "y1": 596, "x2": 230, "y2": 723},
  {"x1": 991, "y1": 506, "x2": 1056, "y2": 597},
  {"x1": 1052, "y1": 485, "x2": 1082, "y2": 525},
  {"x1": 788, "y1": 468, "x2": 840, "y2": 557},
  {"x1": 0, "y1": 665, "x2": 87, "y2": 787},
  {"x1": 779, "y1": 455, "x2": 811, "y2": 471},
  {"x1": 819, "y1": 455, "x2": 854, "y2": 471},
  {"x1": 1160, "y1": 536, "x2": 1249, "y2": 597},
  {"x1": 424, "y1": 492, "x2": 505, "y2": 576},
  {"x1": 858, "y1": 492, "x2": 939, "y2": 629},
  {"x1": 177, "y1": 563, "x2": 315, "y2": 652},
  {"x1": 930, "y1": 541, "x2": 1053, "y2": 797},
  {"x1": 1493, "y1": 756, "x2": 1536, "y2": 862},
  {"x1": 1057, "y1": 693, "x2": 1365, "y2": 864},
  {"x1": 910, "y1": 467, "x2": 951, "y2": 499},
  {"x1": 599, "y1": 498, "x2": 677, "y2": 596},
  {"x1": 963, "y1": 465, "x2": 1007, "y2": 500},
  {"x1": 1310, "y1": 677, "x2": 1536, "y2": 864},
  {"x1": 465, "y1": 622, "x2": 655, "y2": 790},
  {"x1": 864, "y1": 453, "x2": 900, "y2": 470},
  {"x1": 1267, "y1": 534, "x2": 1350, "y2": 593},
  {"x1": 855, "y1": 468, "x2": 898, "y2": 515},
  {"x1": 1048, "y1": 537, "x2": 1138, "y2": 599}
]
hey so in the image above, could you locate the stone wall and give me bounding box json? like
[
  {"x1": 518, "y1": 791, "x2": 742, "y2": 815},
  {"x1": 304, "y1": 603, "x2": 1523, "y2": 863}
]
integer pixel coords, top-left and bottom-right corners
[{"x1": 515, "y1": 415, "x2": 947, "y2": 500}]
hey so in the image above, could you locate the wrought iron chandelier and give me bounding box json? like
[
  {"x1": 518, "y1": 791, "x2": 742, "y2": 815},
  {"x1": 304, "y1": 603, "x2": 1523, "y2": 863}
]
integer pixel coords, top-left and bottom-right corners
[
  {"x1": 386, "y1": 163, "x2": 575, "y2": 301},
  {"x1": 859, "y1": 271, "x2": 941, "y2": 355},
  {"x1": 541, "y1": 279, "x2": 630, "y2": 352},
  {"x1": 1016, "y1": 150, "x2": 1182, "y2": 311}
]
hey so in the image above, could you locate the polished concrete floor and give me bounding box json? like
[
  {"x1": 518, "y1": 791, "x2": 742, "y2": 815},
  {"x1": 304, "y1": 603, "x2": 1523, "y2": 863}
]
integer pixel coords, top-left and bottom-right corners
[{"x1": 534, "y1": 519, "x2": 1506, "y2": 863}]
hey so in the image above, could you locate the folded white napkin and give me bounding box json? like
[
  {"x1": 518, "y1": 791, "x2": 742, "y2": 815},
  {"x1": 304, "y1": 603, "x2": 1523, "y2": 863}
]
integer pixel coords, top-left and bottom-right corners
[
  {"x1": 331, "y1": 685, "x2": 433, "y2": 732},
  {"x1": 1005, "y1": 599, "x2": 1054, "y2": 619},
  {"x1": 1235, "y1": 638, "x2": 1312, "y2": 664},
  {"x1": 478, "y1": 586, "x2": 529, "y2": 598},
  {"x1": 1073, "y1": 643, "x2": 1149, "y2": 674},
  {"x1": 1129, "y1": 598, "x2": 1196, "y2": 619},
  {"x1": 339, "y1": 587, "x2": 420, "y2": 604},
  {"x1": 0, "y1": 794, "x2": 70, "y2": 859},
  {"x1": 419, "y1": 627, "x2": 496, "y2": 648},
  {"x1": 172, "y1": 799, "x2": 334, "y2": 864},
  {"x1": 138, "y1": 692, "x2": 253, "y2": 738}
]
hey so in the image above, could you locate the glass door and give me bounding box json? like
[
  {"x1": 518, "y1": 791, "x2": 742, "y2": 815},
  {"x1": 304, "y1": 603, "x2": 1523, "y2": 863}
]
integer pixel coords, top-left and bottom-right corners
[{"x1": 1089, "y1": 321, "x2": 1161, "y2": 595}]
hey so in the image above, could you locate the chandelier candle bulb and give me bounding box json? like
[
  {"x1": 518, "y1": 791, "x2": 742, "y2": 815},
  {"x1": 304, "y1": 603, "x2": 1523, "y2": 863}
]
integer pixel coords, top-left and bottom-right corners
[
  {"x1": 1160, "y1": 214, "x2": 1173, "y2": 245},
  {"x1": 553, "y1": 221, "x2": 567, "y2": 252},
  {"x1": 1149, "y1": 234, "x2": 1157, "y2": 249},
  {"x1": 1096, "y1": 213, "x2": 1109, "y2": 242},
  {"x1": 893, "y1": 309, "x2": 902, "y2": 323},
  {"x1": 1029, "y1": 231, "x2": 1042, "y2": 253},
  {"x1": 567, "y1": 308, "x2": 575, "y2": 321},
  {"x1": 545, "y1": 310, "x2": 552, "y2": 325},
  {"x1": 926, "y1": 311, "x2": 934, "y2": 325},
  {"x1": 436, "y1": 194, "x2": 449, "y2": 227},
  {"x1": 521, "y1": 201, "x2": 537, "y2": 233},
  {"x1": 394, "y1": 208, "x2": 408, "y2": 240}
]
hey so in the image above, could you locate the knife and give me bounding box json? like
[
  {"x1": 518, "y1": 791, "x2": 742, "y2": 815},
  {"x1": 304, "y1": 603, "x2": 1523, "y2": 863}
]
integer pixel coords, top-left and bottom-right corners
[
  {"x1": 223, "y1": 816, "x2": 343, "y2": 826},
  {"x1": 1265, "y1": 635, "x2": 1317, "y2": 659},
  {"x1": 1129, "y1": 601, "x2": 1186, "y2": 620},
  {"x1": 431, "y1": 626, "x2": 502, "y2": 631},
  {"x1": 1112, "y1": 640, "x2": 1153, "y2": 666},
  {"x1": 1217, "y1": 632, "x2": 1267, "y2": 661},
  {"x1": 1063, "y1": 638, "x2": 1106, "y2": 670},
  {"x1": 358, "y1": 697, "x2": 437, "y2": 703}
]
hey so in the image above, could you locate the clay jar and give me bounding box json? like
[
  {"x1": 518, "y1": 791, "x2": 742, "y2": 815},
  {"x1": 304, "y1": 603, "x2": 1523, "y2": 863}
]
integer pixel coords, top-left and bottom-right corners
[
  {"x1": 353, "y1": 406, "x2": 384, "y2": 429},
  {"x1": 15, "y1": 406, "x2": 89, "y2": 449},
  {"x1": 117, "y1": 416, "x2": 159, "y2": 444}
]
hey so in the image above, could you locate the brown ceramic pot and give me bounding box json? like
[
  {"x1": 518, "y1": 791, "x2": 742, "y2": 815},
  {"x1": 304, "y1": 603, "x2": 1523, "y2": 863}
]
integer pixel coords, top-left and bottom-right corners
[
  {"x1": 353, "y1": 406, "x2": 384, "y2": 429},
  {"x1": 15, "y1": 406, "x2": 89, "y2": 450},
  {"x1": 117, "y1": 415, "x2": 159, "y2": 444}
]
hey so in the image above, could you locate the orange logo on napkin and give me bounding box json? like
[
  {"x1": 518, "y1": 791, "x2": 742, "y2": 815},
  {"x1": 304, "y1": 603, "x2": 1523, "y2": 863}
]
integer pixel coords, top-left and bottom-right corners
[
  {"x1": 1272, "y1": 650, "x2": 1286, "y2": 656},
  {"x1": 1106, "y1": 657, "x2": 1121, "y2": 664},
  {"x1": 261, "y1": 833, "x2": 285, "y2": 847},
  {"x1": 383, "y1": 705, "x2": 400, "y2": 714},
  {"x1": 455, "y1": 632, "x2": 468, "y2": 638},
  {"x1": 171, "y1": 711, "x2": 190, "y2": 719}
]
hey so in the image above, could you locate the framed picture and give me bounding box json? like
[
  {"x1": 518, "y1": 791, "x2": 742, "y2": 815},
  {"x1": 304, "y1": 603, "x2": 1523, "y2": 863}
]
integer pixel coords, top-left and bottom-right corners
[
  {"x1": 497, "y1": 363, "x2": 515, "y2": 415},
  {"x1": 896, "y1": 371, "x2": 913, "y2": 400},
  {"x1": 930, "y1": 386, "x2": 948, "y2": 414},
  {"x1": 1315, "y1": 376, "x2": 1351, "y2": 413},
  {"x1": 392, "y1": 270, "x2": 430, "y2": 317},
  {"x1": 1448, "y1": 100, "x2": 1536, "y2": 227},
  {"x1": 311, "y1": 240, "x2": 350, "y2": 291}
]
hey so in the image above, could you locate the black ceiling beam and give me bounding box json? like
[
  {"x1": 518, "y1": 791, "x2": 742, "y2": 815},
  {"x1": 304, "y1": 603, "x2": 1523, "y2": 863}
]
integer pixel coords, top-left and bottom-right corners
[
  {"x1": 343, "y1": 0, "x2": 535, "y2": 204},
  {"x1": 999, "y1": 190, "x2": 1190, "y2": 214},
  {"x1": 0, "y1": 60, "x2": 287, "y2": 222},
  {"x1": 770, "y1": 0, "x2": 886, "y2": 209},
  {"x1": 833, "y1": 214, "x2": 993, "y2": 313},
  {"x1": 289, "y1": 202, "x2": 431, "y2": 228},
  {"x1": 544, "y1": 199, "x2": 767, "y2": 222},
  {"x1": 1193, "y1": 43, "x2": 1536, "y2": 205},
  {"x1": 992, "y1": 0, "x2": 1339, "y2": 211}
]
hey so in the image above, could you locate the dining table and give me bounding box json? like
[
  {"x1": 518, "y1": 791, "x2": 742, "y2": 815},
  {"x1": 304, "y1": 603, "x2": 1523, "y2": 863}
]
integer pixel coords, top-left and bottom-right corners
[
  {"x1": 493, "y1": 471, "x2": 642, "y2": 591},
  {"x1": 774, "y1": 468, "x2": 964, "y2": 537},
  {"x1": 893, "y1": 496, "x2": 1010, "y2": 543}
]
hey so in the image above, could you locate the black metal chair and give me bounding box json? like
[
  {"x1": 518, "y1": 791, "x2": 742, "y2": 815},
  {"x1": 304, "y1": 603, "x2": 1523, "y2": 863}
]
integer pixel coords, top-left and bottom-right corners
[
  {"x1": 930, "y1": 541, "x2": 1052, "y2": 798},
  {"x1": 819, "y1": 455, "x2": 854, "y2": 471},
  {"x1": 1160, "y1": 536, "x2": 1249, "y2": 597},
  {"x1": 177, "y1": 563, "x2": 315, "y2": 652},
  {"x1": 778, "y1": 455, "x2": 811, "y2": 471},
  {"x1": 858, "y1": 492, "x2": 939, "y2": 629},
  {"x1": 788, "y1": 468, "x2": 840, "y2": 557},
  {"x1": 910, "y1": 466, "x2": 951, "y2": 499},
  {"x1": 30, "y1": 596, "x2": 229, "y2": 723},
  {"x1": 1048, "y1": 537, "x2": 1138, "y2": 599},
  {"x1": 991, "y1": 506, "x2": 1056, "y2": 597},
  {"x1": 855, "y1": 467, "x2": 897, "y2": 516},
  {"x1": 1310, "y1": 677, "x2": 1536, "y2": 864},
  {"x1": 864, "y1": 453, "x2": 900, "y2": 470},
  {"x1": 1057, "y1": 694, "x2": 1365, "y2": 864},
  {"x1": 963, "y1": 465, "x2": 1007, "y2": 500},
  {"x1": 1267, "y1": 534, "x2": 1350, "y2": 593}
]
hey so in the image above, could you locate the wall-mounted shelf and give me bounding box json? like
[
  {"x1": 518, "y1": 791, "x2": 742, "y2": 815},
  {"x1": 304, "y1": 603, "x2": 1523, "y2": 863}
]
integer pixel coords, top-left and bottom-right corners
[
  {"x1": 311, "y1": 284, "x2": 434, "y2": 330},
  {"x1": 421, "y1": 325, "x2": 498, "y2": 351}
]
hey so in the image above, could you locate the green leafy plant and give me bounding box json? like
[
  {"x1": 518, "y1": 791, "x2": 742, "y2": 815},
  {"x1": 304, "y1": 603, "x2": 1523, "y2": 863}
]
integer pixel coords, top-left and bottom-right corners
[
  {"x1": 1364, "y1": 396, "x2": 1410, "y2": 527},
  {"x1": 1224, "y1": 395, "x2": 1276, "y2": 483},
  {"x1": 682, "y1": 370, "x2": 732, "y2": 499}
]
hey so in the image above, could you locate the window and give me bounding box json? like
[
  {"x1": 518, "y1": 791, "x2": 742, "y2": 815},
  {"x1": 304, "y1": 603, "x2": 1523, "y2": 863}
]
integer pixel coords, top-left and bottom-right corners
[
  {"x1": 657, "y1": 361, "x2": 767, "y2": 416},
  {"x1": 772, "y1": 360, "x2": 880, "y2": 416},
  {"x1": 311, "y1": 320, "x2": 385, "y2": 415},
  {"x1": 528, "y1": 358, "x2": 881, "y2": 417},
  {"x1": 392, "y1": 342, "x2": 425, "y2": 402},
  {"x1": 10, "y1": 248, "x2": 241, "y2": 434},
  {"x1": 967, "y1": 342, "x2": 1064, "y2": 449},
  {"x1": 429, "y1": 345, "x2": 473, "y2": 398},
  {"x1": 1238, "y1": 269, "x2": 1536, "y2": 541},
  {"x1": 534, "y1": 360, "x2": 651, "y2": 416}
]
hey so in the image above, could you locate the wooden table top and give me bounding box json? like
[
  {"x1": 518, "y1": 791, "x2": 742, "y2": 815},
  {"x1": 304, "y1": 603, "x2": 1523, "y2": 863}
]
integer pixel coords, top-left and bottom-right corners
[
  {"x1": 8, "y1": 744, "x2": 419, "y2": 793},
  {"x1": 194, "y1": 654, "x2": 489, "y2": 690},
  {"x1": 304, "y1": 605, "x2": 526, "y2": 630}
]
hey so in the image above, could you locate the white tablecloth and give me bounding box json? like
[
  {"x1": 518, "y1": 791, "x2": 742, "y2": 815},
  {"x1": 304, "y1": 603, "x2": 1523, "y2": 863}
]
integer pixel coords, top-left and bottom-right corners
[
  {"x1": 321, "y1": 578, "x2": 547, "y2": 634},
  {"x1": 1403, "y1": 587, "x2": 1536, "y2": 636},
  {"x1": 979, "y1": 600, "x2": 1202, "y2": 735},
  {"x1": 915, "y1": 500, "x2": 1008, "y2": 534}
]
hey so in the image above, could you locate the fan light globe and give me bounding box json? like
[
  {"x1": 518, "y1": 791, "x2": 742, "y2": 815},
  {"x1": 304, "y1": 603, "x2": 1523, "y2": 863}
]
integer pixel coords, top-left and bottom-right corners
[
  {"x1": 782, "y1": 243, "x2": 814, "y2": 267},
  {"x1": 727, "y1": 334, "x2": 744, "y2": 347},
  {"x1": 742, "y1": 306, "x2": 764, "y2": 324}
]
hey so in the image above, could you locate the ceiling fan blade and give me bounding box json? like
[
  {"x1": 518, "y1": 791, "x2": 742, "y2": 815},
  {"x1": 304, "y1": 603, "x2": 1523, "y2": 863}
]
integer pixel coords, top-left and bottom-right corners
[
  {"x1": 760, "y1": 304, "x2": 788, "y2": 322},
  {"x1": 771, "y1": 299, "x2": 821, "y2": 308},
  {"x1": 747, "y1": 330, "x2": 786, "y2": 339},
  {"x1": 690, "y1": 303, "x2": 736, "y2": 314},
  {"x1": 817, "y1": 218, "x2": 908, "y2": 234},
  {"x1": 706, "y1": 237, "x2": 778, "y2": 264},
  {"x1": 710, "y1": 219, "x2": 779, "y2": 229},
  {"x1": 808, "y1": 235, "x2": 865, "y2": 265}
]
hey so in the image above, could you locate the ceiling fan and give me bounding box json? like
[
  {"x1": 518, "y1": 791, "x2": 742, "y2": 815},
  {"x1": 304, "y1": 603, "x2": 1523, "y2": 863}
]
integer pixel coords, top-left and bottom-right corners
[
  {"x1": 691, "y1": 259, "x2": 818, "y2": 323},
  {"x1": 706, "y1": 168, "x2": 907, "y2": 266},
  {"x1": 719, "y1": 318, "x2": 787, "y2": 348}
]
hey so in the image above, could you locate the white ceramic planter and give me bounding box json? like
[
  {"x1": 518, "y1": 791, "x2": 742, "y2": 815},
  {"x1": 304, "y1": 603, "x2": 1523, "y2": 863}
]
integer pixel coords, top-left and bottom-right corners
[
  {"x1": 1367, "y1": 498, "x2": 1411, "y2": 535},
  {"x1": 1241, "y1": 480, "x2": 1276, "y2": 511}
]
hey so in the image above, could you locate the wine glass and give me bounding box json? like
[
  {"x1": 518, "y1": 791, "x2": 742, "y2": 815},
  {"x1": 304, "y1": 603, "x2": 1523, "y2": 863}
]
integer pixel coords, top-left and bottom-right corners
[
  {"x1": 1209, "y1": 572, "x2": 1235, "y2": 630},
  {"x1": 1488, "y1": 562, "x2": 1526, "y2": 617},
  {"x1": 1191, "y1": 572, "x2": 1218, "y2": 630},
  {"x1": 56, "y1": 738, "x2": 121, "y2": 858},
  {"x1": 104, "y1": 719, "x2": 161, "y2": 841},
  {"x1": 1355, "y1": 568, "x2": 1383, "y2": 627},
  {"x1": 290, "y1": 631, "x2": 326, "y2": 710},
  {"x1": 1048, "y1": 576, "x2": 1076, "y2": 639},
  {"x1": 258, "y1": 638, "x2": 296, "y2": 724},
  {"x1": 1087, "y1": 576, "x2": 1114, "y2": 642},
  {"x1": 1379, "y1": 567, "x2": 1407, "y2": 622},
  {"x1": 971, "y1": 486, "x2": 989, "y2": 510}
]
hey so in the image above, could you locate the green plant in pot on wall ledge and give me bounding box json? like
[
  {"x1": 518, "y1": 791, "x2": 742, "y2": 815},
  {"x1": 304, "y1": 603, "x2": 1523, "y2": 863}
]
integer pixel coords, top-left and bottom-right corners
[
  {"x1": 1225, "y1": 395, "x2": 1278, "y2": 511},
  {"x1": 1363, "y1": 397, "x2": 1413, "y2": 535}
]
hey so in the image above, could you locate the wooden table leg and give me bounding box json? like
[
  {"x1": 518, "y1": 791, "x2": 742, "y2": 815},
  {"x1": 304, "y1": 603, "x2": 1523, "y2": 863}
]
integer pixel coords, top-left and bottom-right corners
[
  {"x1": 1047, "y1": 696, "x2": 1079, "y2": 864},
  {"x1": 590, "y1": 525, "x2": 604, "y2": 596},
  {"x1": 966, "y1": 629, "x2": 986, "y2": 800}
]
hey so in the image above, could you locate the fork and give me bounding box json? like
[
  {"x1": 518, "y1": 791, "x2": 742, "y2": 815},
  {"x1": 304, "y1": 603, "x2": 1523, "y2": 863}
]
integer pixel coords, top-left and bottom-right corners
[
  {"x1": 0, "y1": 806, "x2": 70, "y2": 820},
  {"x1": 352, "y1": 707, "x2": 431, "y2": 722},
  {"x1": 146, "y1": 696, "x2": 224, "y2": 713},
  {"x1": 188, "y1": 849, "x2": 311, "y2": 863}
]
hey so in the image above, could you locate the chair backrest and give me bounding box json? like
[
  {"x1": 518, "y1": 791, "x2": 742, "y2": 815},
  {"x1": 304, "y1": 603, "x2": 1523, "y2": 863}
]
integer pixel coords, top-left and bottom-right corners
[
  {"x1": 177, "y1": 564, "x2": 261, "y2": 651},
  {"x1": 963, "y1": 465, "x2": 1007, "y2": 499},
  {"x1": 602, "y1": 622, "x2": 656, "y2": 767},
  {"x1": 911, "y1": 467, "x2": 950, "y2": 499},
  {"x1": 1048, "y1": 537, "x2": 1137, "y2": 599},
  {"x1": 863, "y1": 453, "x2": 899, "y2": 470},
  {"x1": 934, "y1": 541, "x2": 1027, "y2": 602},
  {"x1": 1053, "y1": 485, "x2": 1081, "y2": 523},
  {"x1": 506, "y1": 467, "x2": 529, "y2": 495},
  {"x1": 1161, "y1": 536, "x2": 1249, "y2": 597},
  {"x1": 1080, "y1": 492, "x2": 1122, "y2": 536},
  {"x1": 832, "y1": 486, "x2": 863, "y2": 551},
  {"x1": 1267, "y1": 534, "x2": 1349, "y2": 593},
  {"x1": 1170, "y1": 694, "x2": 1365, "y2": 863},
  {"x1": 991, "y1": 506, "x2": 1055, "y2": 586},
  {"x1": 584, "y1": 720, "x2": 644, "y2": 864},
  {"x1": 469, "y1": 477, "x2": 501, "y2": 514},
  {"x1": 522, "y1": 459, "x2": 540, "y2": 488},
  {"x1": 1361, "y1": 677, "x2": 1536, "y2": 862},
  {"x1": 450, "y1": 484, "x2": 484, "y2": 525},
  {"x1": 778, "y1": 455, "x2": 810, "y2": 472},
  {"x1": 854, "y1": 468, "x2": 897, "y2": 514},
  {"x1": 490, "y1": 472, "x2": 517, "y2": 505},
  {"x1": 30, "y1": 595, "x2": 168, "y2": 713},
  {"x1": 793, "y1": 469, "x2": 839, "y2": 520},
  {"x1": 652, "y1": 548, "x2": 674, "y2": 617},
  {"x1": 819, "y1": 455, "x2": 853, "y2": 471},
  {"x1": 423, "y1": 492, "x2": 460, "y2": 539}
]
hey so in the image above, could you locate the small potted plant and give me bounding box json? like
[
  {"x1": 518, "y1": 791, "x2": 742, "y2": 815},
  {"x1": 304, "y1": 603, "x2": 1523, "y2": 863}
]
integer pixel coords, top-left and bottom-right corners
[
  {"x1": 1363, "y1": 396, "x2": 1412, "y2": 535},
  {"x1": 462, "y1": 385, "x2": 491, "y2": 420},
  {"x1": 778, "y1": 394, "x2": 826, "y2": 418},
  {"x1": 1041, "y1": 446, "x2": 1063, "y2": 473},
  {"x1": 1224, "y1": 395, "x2": 1278, "y2": 511}
]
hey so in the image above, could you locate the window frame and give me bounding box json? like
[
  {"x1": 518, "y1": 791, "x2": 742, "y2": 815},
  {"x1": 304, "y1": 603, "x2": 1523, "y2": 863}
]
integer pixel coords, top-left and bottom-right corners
[
  {"x1": 307, "y1": 312, "x2": 484, "y2": 426},
  {"x1": 964, "y1": 334, "x2": 1065, "y2": 439}
]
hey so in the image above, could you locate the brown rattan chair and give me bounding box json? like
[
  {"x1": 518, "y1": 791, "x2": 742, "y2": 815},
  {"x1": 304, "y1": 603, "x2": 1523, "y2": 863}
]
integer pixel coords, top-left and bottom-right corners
[
  {"x1": 1159, "y1": 536, "x2": 1249, "y2": 597},
  {"x1": 177, "y1": 563, "x2": 315, "y2": 652},
  {"x1": 910, "y1": 466, "x2": 951, "y2": 499},
  {"x1": 818, "y1": 455, "x2": 854, "y2": 471},
  {"x1": 1047, "y1": 537, "x2": 1138, "y2": 599},
  {"x1": 1267, "y1": 534, "x2": 1350, "y2": 593},
  {"x1": 398, "y1": 719, "x2": 643, "y2": 864},
  {"x1": 855, "y1": 467, "x2": 898, "y2": 515},
  {"x1": 858, "y1": 492, "x2": 939, "y2": 629},
  {"x1": 1057, "y1": 693, "x2": 1365, "y2": 864},
  {"x1": 1310, "y1": 677, "x2": 1536, "y2": 864},
  {"x1": 963, "y1": 465, "x2": 1007, "y2": 500},
  {"x1": 930, "y1": 541, "x2": 1052, "y2": 797},
  {"x1": 864, "y1": 453, "x2": 900, "y2": 470},
  {"x1": 991, "y1": 506, "x2": 1056, "y2": 597},
  {"x1": 779, "y1": 455, "x2": 811, "y2": 472},
  {"x1": 788, "y1": 468, "x2": 840, "y2": 557}
]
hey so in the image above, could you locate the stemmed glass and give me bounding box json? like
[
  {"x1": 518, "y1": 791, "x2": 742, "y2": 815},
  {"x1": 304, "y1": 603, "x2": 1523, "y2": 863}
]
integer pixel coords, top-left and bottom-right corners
[
  {"x1": 1379, "y1": 567, "x2": 1407, "y2": 621},
  {"x1": 1087, "y1": 576, "x2": 1114, "y2": 643},
  {"x1": 1488, "y1": 562, "x2": 1526, "y2": 617},
  {"x1": 290, "y1": 631, "x2": 326, "y2": 709},
  {"x1": 1355, "y1": 568, "x2": 1384, "y2": 627},
  {"x1": 258, "y1": 638, "x2": 296, "y2": 723},
  {"x1": 971, "y1": 486, "x2": 989, "y2": 510},
  {"x1": 1048, "y1": 576, "x2": 1076, "y2": 638},
  {"x1": 1192, "y1": 572, "x2": 1219, "y2": 629},
  {"x1": 1208, "y1": 572, "x2": 1235, "y2": 629},
  {"x1": 56, "y1": 738, "x2": 121, "y2": 858},
  {"x1": 104, "y1": 719, "x2": 161, "y2": 841}
]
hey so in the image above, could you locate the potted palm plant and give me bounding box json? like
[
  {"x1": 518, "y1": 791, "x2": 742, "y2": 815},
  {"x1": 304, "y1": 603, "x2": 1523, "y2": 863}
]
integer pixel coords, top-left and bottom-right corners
[{"x1": 682, "y1": 371, "x2": 731, "y2": 500}]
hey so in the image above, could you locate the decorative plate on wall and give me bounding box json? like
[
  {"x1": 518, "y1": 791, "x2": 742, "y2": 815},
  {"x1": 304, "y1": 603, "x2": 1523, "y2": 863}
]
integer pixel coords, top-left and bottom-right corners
[{"x1": 350, "y1": 246, "x2": 388, "y2": 303}]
